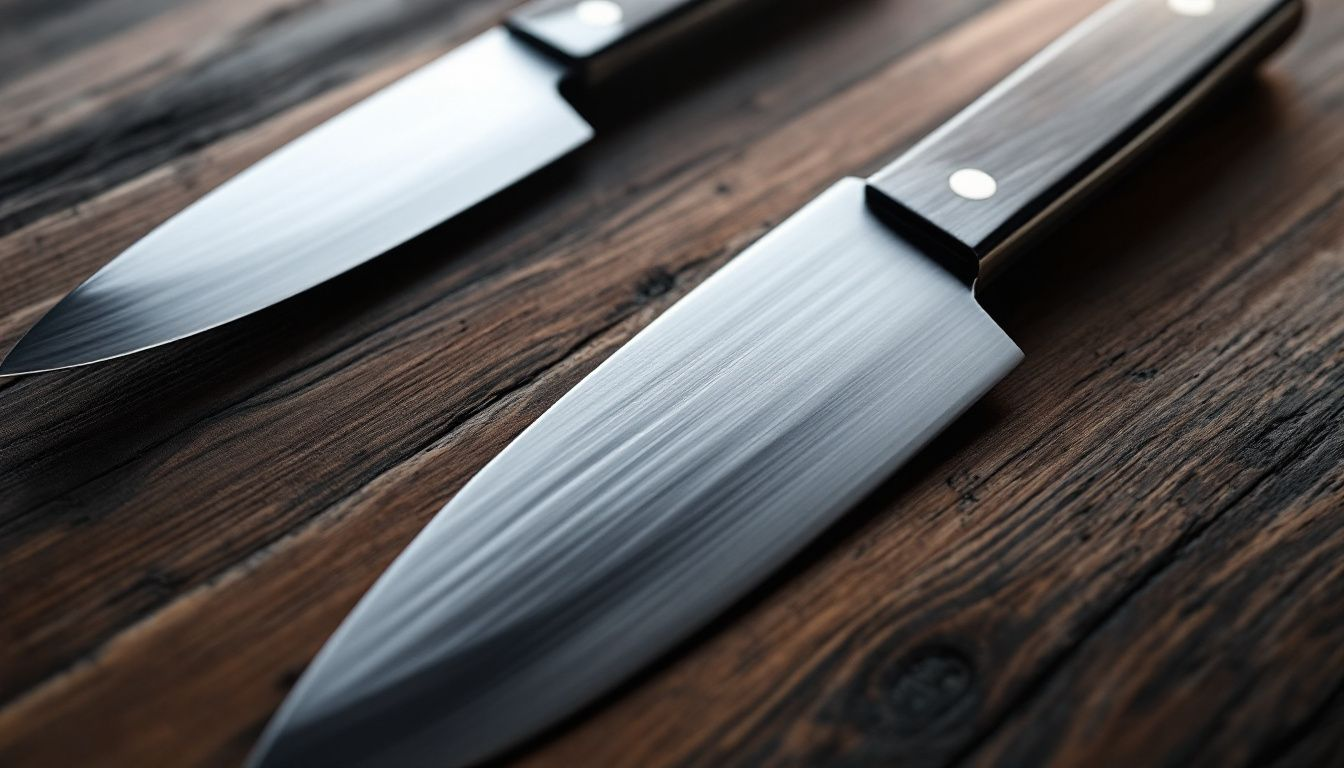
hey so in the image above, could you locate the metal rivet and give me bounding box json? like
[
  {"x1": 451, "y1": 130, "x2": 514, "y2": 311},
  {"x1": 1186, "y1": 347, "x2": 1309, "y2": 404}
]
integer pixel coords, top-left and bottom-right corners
[
  {"x1": 575, "y1": 0, "x2": 624, "y2": 26},
  {"x1": 949, "y1": 168, "x2": 997, "y2": 201},
  {"x1": 1168, "y1": 0, "x2": 1215, "y2": 16}
]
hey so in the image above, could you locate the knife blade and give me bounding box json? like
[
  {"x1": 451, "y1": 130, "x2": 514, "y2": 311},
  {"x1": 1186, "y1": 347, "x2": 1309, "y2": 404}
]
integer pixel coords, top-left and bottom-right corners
[
  {"x1": 250, "y1": 0, "x2": 1304, "y2": 765},
  {"x1": 0, "y1": 0, "x2": 748, "y2": 376}
]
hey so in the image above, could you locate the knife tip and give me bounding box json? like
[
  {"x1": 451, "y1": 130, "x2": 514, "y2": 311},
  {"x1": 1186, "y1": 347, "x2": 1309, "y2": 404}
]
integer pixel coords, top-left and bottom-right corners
[
  {"x1": 0, "y1": 338, "x2": 98, "y2": 377},
  {"x1": 0, "y1": 311, "x2": 177, "y2": 377},
  {"x1": 0, "y1": 308, "x2": 98, "y2": 377},
  {"x1": 0, "y1": 343, "x2": 42, "y2": 378},
  {"x1": 0, "y1": 340, "x2": 147, "y2": 377}
]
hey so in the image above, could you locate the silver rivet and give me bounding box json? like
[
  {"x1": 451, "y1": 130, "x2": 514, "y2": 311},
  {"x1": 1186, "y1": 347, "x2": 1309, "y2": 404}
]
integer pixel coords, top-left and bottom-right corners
[
  {"x1": 575, "y1": 0, "x2": 624, "y2": 26},
  {"x1": 1168, "y1": 0, "x2": 1215, "y2": 16},
  {"x1": 949, "y1": 168, "x2": 997, "y2": 201}
]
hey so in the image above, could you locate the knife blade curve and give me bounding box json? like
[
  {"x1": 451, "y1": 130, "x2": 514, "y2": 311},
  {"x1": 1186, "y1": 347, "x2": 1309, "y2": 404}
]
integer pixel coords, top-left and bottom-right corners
[
  {"x1": 0, "y1": 29, "x2": 593, "y2": 375},
  {"x1": 248, "y1": 178, "x2": 1022, "y2": 767}
]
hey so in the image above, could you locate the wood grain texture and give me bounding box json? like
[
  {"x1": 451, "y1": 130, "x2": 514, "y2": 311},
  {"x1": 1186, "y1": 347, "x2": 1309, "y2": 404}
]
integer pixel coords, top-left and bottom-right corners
[{"x1": 0, "y1": 0, "x2": 1341, "y2": 766}]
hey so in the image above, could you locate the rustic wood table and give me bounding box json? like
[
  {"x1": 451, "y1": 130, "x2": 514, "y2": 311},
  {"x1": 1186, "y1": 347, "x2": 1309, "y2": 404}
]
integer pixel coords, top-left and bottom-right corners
[{"x1": 2, "y1": 0, "x2": 1342, "y2": 765}]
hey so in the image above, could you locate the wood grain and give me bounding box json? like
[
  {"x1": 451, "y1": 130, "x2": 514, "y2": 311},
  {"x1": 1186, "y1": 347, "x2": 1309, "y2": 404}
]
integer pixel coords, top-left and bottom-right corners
[{"x1": 1, "y1": 0, "x2": 1342, "y2": 766}]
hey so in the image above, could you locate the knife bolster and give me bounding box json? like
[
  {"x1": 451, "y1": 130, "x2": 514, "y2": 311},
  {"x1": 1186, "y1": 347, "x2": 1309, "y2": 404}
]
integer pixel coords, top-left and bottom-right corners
[
  {"x1": 864, "y1": 0, "x2": 1303, "y2": 283},
  {"x1": 507, "y1": 0, "x2": 750, "y2": 89}
]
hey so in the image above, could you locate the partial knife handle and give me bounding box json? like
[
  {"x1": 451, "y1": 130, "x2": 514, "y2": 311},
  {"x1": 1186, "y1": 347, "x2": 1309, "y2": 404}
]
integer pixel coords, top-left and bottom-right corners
[
  {"x1": 508, "y1": 0, "x2": 742, "y2": 84},
  {"x1": 866, "y1": 0, "x2": 1304, "y2": 282}
]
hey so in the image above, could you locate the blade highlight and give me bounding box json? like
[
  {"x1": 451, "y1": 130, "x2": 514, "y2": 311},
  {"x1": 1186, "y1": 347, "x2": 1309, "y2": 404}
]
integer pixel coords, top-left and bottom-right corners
[
  {"x1": 252, "y1": 178, "x2": 1022, "y2": 767},
  {"x1": 0, "y1": 29, "x2": 592, "y2": 375}
]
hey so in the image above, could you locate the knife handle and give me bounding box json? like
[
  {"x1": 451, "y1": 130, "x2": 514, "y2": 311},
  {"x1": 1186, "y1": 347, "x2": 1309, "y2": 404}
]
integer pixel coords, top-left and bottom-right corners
[
  {"x1": 865, "y1": 0, "x2": 1304, "y2": 282},
  {"x1": 508, "y1": 0, "x2": 742, "y2": 83}
]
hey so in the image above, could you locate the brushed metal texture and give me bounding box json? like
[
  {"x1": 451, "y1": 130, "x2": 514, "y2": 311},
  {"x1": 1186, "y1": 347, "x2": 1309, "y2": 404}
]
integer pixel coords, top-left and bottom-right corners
[
  {"x1": 0, "y1": 29, "x2": 593, "y2": 375},
  {"x1": 249, "y1": 178, "x2": 1023, "y2": 767}
]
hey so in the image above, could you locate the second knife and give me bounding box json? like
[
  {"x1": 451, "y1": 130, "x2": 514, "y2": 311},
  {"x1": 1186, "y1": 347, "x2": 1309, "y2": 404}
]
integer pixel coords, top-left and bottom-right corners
[{"x1": 0, "y1": 0, "x2": 751, "y2": 375}]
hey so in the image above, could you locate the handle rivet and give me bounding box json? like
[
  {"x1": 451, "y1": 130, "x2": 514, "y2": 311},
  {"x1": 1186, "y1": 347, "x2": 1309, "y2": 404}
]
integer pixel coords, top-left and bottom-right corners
[
  {"x1": 1168, "y1": 0, "x2": 1215, "y2": 16},
  {"x1": 949, "y1": 168, "x2": 997, "y2": 201},
  {"x1": 575, "y1": 0, "x2": 624, "y2": 26}
]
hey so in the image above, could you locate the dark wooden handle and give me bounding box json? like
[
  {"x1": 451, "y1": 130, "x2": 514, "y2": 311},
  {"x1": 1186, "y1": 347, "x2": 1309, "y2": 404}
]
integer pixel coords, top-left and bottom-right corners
[
  {"x1": 507, "y1": 0, "x2": 740, "y2": 78},
  {"x1": 865, "y1": 0, "x2": 1304, "y2": 280}
]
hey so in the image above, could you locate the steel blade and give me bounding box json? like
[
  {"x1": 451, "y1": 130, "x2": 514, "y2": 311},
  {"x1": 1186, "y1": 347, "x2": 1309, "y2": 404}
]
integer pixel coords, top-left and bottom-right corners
[
  {"x1": 249, "y1": 178, "x2": 1023, "y2": 767},
  {"x1": 0, "y1": 29, "x2": 592, "y2": 375}
]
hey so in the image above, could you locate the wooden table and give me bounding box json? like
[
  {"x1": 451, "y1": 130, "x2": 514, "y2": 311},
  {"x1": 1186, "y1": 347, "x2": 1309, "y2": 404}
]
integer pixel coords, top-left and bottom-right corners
[{"x1": 2, "y1": 0, "x2": 1342, "y2": 765}]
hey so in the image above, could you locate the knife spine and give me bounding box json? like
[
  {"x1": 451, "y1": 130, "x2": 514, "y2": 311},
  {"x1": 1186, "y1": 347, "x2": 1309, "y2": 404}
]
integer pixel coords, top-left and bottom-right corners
[{"x1": 862, "y1": 0, "x2": 1304, "y2": 286}]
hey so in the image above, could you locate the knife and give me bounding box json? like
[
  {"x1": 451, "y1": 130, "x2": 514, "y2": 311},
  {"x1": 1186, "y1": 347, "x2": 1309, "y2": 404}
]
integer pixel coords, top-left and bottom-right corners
[
  {"x1": 0, "y1": 0, "x2": 753, "y2": 376},
  {"x1": 249, "y1": 0, "x2": 1303, "y2": 765}
]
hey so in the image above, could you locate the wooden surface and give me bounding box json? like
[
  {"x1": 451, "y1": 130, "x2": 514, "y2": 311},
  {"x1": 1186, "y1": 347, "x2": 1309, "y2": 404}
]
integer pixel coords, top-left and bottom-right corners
[{"x1": 0, "y1": 0, "x2": 1341, "y2": 766}]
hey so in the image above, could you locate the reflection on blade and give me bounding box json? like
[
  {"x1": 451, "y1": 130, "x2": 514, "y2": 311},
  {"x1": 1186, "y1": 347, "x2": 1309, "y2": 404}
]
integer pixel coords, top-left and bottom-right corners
[
  {"x1": 0, "y1": 29, "x2": 592, "y2": 375},
  {"x1": 250, "y1": 178, "x2": 1023, "y2": 768}
]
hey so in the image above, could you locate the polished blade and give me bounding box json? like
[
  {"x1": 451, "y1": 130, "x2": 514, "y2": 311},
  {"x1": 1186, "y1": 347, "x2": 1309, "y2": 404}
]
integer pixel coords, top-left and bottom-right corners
[
  {"x1": 250, "y1": 178, "x2": 1023, "y2": 768},
  {"x1": 0, "y1": 28, "x2": 592, "y2": 375}
]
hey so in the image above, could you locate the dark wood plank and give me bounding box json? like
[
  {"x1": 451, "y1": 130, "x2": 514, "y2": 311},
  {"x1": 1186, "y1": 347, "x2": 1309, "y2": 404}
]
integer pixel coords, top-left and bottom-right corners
[{"x1": 1, "y1": 0, "x2": 1342, "y2": 765}]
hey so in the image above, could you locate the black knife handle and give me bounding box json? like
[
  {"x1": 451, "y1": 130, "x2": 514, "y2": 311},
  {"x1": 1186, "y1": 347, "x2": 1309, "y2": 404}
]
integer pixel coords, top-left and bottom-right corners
[
  {"x1": 865, "y1": 0, "x2": 1304, "y2": 282},
  {"x1": 508, "y1": 0, "x2": 741, "y2": 83}
]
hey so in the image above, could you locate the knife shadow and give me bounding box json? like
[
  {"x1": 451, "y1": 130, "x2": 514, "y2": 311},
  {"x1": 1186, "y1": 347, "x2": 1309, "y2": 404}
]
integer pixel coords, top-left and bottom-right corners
[
  {"x1": 479, "y1": 74, "x2": 1294, "y2": 766},
  {"x1": 976, "y1": 75, "x2": 1294, "y2": 334}
]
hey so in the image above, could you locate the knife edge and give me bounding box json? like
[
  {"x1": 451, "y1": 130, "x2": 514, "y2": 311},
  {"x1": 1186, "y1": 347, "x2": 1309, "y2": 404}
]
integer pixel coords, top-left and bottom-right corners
[{"x1": 247, "y1": 177, "x2": 1022, "y2": 767}]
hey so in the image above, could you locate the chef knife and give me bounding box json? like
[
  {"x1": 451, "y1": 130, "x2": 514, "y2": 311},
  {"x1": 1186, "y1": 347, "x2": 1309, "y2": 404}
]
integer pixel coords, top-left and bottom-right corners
[
  {"x1": 0, "y1": 0, "x2": 753, "y2": 376},
  {"x1": 250, "y1": 0, "x2": 1304, "y2": 765}
]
